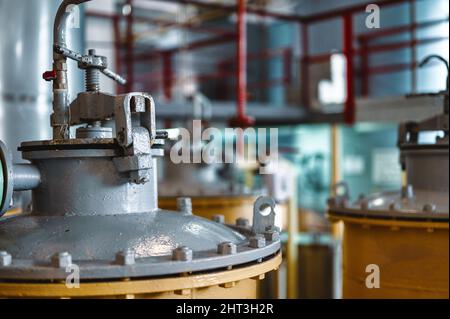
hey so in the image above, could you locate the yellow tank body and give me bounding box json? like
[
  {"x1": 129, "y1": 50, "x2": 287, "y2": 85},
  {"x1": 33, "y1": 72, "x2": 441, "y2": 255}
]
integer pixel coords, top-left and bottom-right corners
[
  {"x1": 0, "y1": 253, "x2": 281, "y2": 299},
  {"x1": 329, "y1": 214, "x2": 449, "y2": 299},
  {"x1": 159, "y1": 196, "x2": 289, "y2": 231}
]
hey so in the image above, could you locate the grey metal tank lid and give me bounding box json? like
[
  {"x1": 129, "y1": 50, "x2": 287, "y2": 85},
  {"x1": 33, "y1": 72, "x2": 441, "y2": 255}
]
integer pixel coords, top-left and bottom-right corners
[
  {"x1": 0, "y1": 201, "x2": 281, "y2": 280},
  {"x1": 328, "y1": 184, "x2": 449, "y2": 221}
]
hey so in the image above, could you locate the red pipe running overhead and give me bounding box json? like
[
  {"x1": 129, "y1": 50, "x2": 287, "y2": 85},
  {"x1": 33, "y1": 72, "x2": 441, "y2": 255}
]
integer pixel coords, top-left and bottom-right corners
[{"x1": 230, "y1": 0, "x2": 254, "y2": 128}]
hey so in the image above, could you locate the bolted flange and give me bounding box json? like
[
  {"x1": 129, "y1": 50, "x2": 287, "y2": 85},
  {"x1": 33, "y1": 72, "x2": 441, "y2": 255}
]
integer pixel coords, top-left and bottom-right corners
[
  {"x1": 217, "y1": 242, "x2": 237, "y2": 255},
  {"x1": 172, "y1": 246, "x2": 193, "y2": 262}
]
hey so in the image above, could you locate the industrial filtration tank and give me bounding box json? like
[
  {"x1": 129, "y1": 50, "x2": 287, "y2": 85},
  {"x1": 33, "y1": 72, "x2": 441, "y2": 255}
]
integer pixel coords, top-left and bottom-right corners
[
  {"x1": 328, "y1": 56, "x2": 449, "y2": 298},
  {"x1": 0, "y1": 0, "x2": 83, "y2": 215},
  {"x1": 0, "y1": 0, "x2": 281, "y2": 299}
]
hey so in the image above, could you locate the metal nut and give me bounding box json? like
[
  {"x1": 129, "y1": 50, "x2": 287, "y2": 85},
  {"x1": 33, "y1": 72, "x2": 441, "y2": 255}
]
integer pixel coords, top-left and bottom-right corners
[
  {"x1": 51, "y1": 252, "x2": 72, "y2": 268},
  {"x1": 264, "y1": 230, "x2": 280, "y2": 242},
  {"x1": 217, "y1": 242, "x2": 237, "y2": 255},
  {"x1": 172, "y1": 246, "x2": 193, "y2": 261},
  {"x1": 401, "y1": 185, "x2": 414, "y2": 199},
  {"x1": 177, "y1": 197, "x2": 193, "y2": 215},
  {"x1": 265, "y1": 225, "x2": 280, "y2": 233},
  {"x1": 360, "y1": 200, "x2": 370, "y2": 210},
  {"x1": 212, "y1": 214, "x2": 225, "y2": 223},
  {"x1": 249, "y1": 236, "x2": 266, "y2": 248},
  {"x1": 236, "y1": 218, "x2": 250, "y2": 228},
  {"x1": 389, "y1": 202, "x2": 402, "y2": 211},
  {"x1": 0, "y1": 251, "x2": 12, "y2": 266},
  {"x1": 115, "y1": 250, "x2": 135, "y2": 265},
  {"x1": 423, "y1": 203, "x2": 437, "y2": 213}
]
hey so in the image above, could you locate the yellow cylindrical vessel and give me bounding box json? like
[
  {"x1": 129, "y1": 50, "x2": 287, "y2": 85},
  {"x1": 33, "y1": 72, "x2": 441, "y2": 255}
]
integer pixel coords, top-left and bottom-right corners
[
  {"x1": 4, "y1": 207, "x2": 21, "y2": 218},
  {"x1": 159, "y1": 196, "x2": 289, "y2": 231},
  {"x1": 159, "y1": 196, "x2": 256, "y2": 224},
  {"x1": 329, "y1": 214, "x2": 449, "y2": 299},
  {"x1": 0, "y1": 253, "x2": 281, "y2": 299}
]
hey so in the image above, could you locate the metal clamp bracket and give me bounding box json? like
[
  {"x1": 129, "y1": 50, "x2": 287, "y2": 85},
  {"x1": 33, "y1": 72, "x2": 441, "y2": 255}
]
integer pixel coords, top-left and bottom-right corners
[{"x1": 252, "y1": 196, "x2": 277, "y2": 235}]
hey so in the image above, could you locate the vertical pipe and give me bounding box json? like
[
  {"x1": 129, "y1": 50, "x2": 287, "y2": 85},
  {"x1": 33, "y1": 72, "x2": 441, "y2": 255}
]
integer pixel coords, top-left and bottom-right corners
[
  {"x1": 235, "y1": 0, "x2": 247, "y2": 157},
  {"x1": 236, "y1": 0, "x2": 247, "y2": 120},
  {"x1": 360, "y1": 38, "x2": 369, "y2": 97},
  {"x1": 410, "y1": 0, "x2": 417, "y2": 93},
  {"x1": 300, "y1": 23, "x2": 310, "y2": 108},
  {"x1": 162, "y1": 52, "x2": 173, "y2": 100},
  {"x1": 113, "y1": 15, "x2": 122, "y2": 94},
  {"x1": 53, "y1": 0, "x2": 92, "y2": 140},
  {"x1": 125, "y1": 0, "x2": 134, "y2": 92},
  {"x1": 331, "y1": 125, "x2": 341, "y2": 187},
  {"x1": 287, "y1": 173, "x2": 298, "y2": 299},
  {"x1": 284, "y1": 48, "x2": 293, "y2": 85},
  {"x1": 330, "y1": 124, "x2": 343, "y2": 298},
  {"x1": 343, "y1": 14, "x2": 355, "y2": 124}
]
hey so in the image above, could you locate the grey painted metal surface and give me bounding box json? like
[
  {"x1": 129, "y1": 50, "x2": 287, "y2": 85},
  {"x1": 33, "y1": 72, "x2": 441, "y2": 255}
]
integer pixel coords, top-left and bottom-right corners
[{"x1": 0, "y1": 0, "x2": 281, "y2": 283}]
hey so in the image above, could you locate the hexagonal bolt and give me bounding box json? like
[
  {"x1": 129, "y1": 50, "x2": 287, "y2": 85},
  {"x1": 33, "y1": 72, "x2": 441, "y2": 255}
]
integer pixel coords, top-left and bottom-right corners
[
  {"x1": 327, "y1": 197, "x2": 337, "y2": 207},
  {"x1": 264, "y1": 230, "x2": 280, "y2": 242},
  {"x1": 0, "y1": 251, "x2": 12, "y2": 267},
  {"x1": 212, "y1": 214, "x2": 225, "y2": 224},
  {"x1": 249, "y1": 236, "x2": 266, "y2": 249},
  {"x1": 51, "y1": 252, "x2": 72, "y2": 268},
  {"x1": 340, "y1": 198, "x2": 349, "y2": 208},
  {"x1": 236, "y1": 217, "x2": 250, "y2": 228},
  {"x1": 360, "y1": 200, "x2": 370, "y2": 210},
  {"x1": 389, "y1": 202, "x2": 402, "y2": 211},
  {"x1": 423, "y1": 203, "x2": 437, "y2": 213},
  {"x1": 177, "y1": 197, "x2": 193, "y2": 215},
  {"x1": 217, "y1": 242, "x2": 237, "y2": 255},
  {"x1": 265, "y1": 225, "x2": 280, "y2": 233},
  {"x1": 401, "y1": 185, "x2": 414, "y2": 200},
  {"x1": 172, "y1": 246, "x2": 193, "y2": 262},
  {"x1": 115, "y1": 250, "x2": 136, "y2": 265}
]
